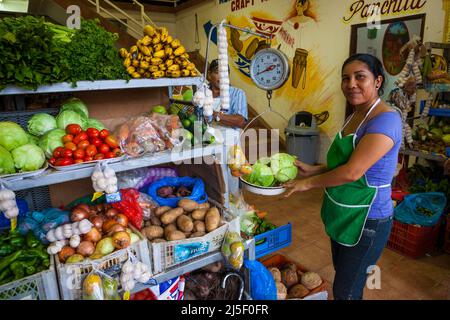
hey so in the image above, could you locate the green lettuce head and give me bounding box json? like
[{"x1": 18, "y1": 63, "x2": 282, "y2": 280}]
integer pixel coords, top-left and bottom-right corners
[
  {"x1": 56, "y1": 110, "x2": 87, "y2": 130},
  {"x1": 60, "y1": 98, "x2": 89, "y2": 119},
  {"x1": 11, "y1": 144, "x2": 46, "y2": 172},
  {"x1": 27, "y1": 113, "x2": 57, "y2": 136},
  {"x1": 86, "y1": 118, "x2": 106, "y2": 131},
  {"x1": 0, "y1": 145, "x2": 15, "y2": 175},
  {"x1": 270, "y1": 153, "x2": 298, "y2": 183},
  {"x1": 0, "y1": 122, "x2": 29, "y2": 151},
  {"x1": 38, "y1": 128, "x2": 66, "y2": 158}
]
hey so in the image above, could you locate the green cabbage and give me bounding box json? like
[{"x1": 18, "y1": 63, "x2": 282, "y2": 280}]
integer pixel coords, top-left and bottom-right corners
[
  {"x1": 38, "y1": 129, "x2": 66, "y2": 158},
  {"x1": 0, "y1": 122, "x2": 29, "y2": 151},
  {"x1": 60, "y1": 98, "x2": 89, "y2": 118},
  {"x1": 27, "y1": 113, "x2": 57, "y2": 136},
  {"x1": 56, "y1": 110, "x2": 87, "y2": 130},
  {"x1": 27, "y1": 133, "x2": 40, "y2": 145},
  {"x1": 11, "y1": 144, "x2": 46, "y2": 172},
  {"x1": 248, "y1": 163, "x2": 274, "y2": 187},
  {"x1": 270, "y1": 153, "x2": 298, "y2": 183},
  {"x1": 86, "y1": 118, "x2": 106, "y2": 131},
  {"x1": 0, "y1": 145, "x2": 15, "y2": 175}
]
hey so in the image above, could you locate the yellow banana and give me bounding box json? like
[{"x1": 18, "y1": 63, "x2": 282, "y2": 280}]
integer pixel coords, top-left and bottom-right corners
[
  {"x1": 159, "y1": 27, "x2": 169, "y2": 37},
  {"x1": 190, "y1": 70, "x2": 200, "y2": 77},
  {"x1": 132, "y1": 59, "x2": 140, "y2": 67},
  {"x1": 170, "y1": 70, "x2": 181, "y2": 78},
  {"x1": 159, "y1": 64, "x2": 167, "y2": 71},
  {"x1": 144, "y1": 25, "x2": 156, "y2": 37},
  {"x1": 152, "y1": 34, "x2": 161, "y2": 45},
  {"x1": 154, "y1": 50, "x2": 165, "y2": 59},
  {"x1": 181, "y1": 53, "x2": 189, "y2": 60},
  {"x1": 151, "y1": 57, "x2": 163, "y2": 65},
  {"x1": 181, "y1": 60, "x2": 189, "y2": 68},
  {"x1": 152, "y1": 71, "x2": 165, "y2": 78},
  {"x1": 161, "y1": 33, "x2": 168, "y2": 43},
  {"x1": 123, "y1": 57, "x2": 131, "y2": 67},
  {"x1": 144, "y1": 72, "x2": 151, "y2": 78},
  {"x1": 141, "y1": 46, "x2": 152, "y2": 56},
  {"x1": 148, "y1": 65, "x2": 159, "y2": 72},
  {"x1": 132, "y1": 72, "x2": 142, "y2": 79},
  {"x1": 138, "y1": 68, "x2": 146, "y2": 75},
  {"x1": 166, "y1": 35, "x2": 173, "y2": 45},
  {"x1": 140, "y1": 61, "x2": 150, "y2": 69},
  {"x1": 165, "y1": 59, "x2": 174, "y2": 67},
  {"x1": 153, "y1": 44, "x2": 163, "y2": 52},
  {"x1": 130, "y1": 45, "x2": 139, "y2": 54},
  {"x1": 181, "y1": 69, "x2": 190, "y2": 77},
  {"x1": 171, "y1": 39, "x2": 181, "y2": 48},
  {"x1": 165, "y1": 46, "x2": 173, "y2": 56},
  {"x1": 119, "y1": 48, "x2": 129, "y2": 58},
  {"x1": 141, "y1": 35, "x2": 152, "y2": 46},
  {"x1": 169, "y1": 55, "x2": 175, "y2": 60},
  {"x1": 186, "y1": 63, "x2": 195, "y2": 71},
  {"x1": 174, "y1": 46, "x2": 186, "y2": 56},
  {"x1": 168, "y1": 64, "x2": 180, "y2": 72},
  {"x1": 127, "y1": 66, "x2": 136, "y2": 74}
]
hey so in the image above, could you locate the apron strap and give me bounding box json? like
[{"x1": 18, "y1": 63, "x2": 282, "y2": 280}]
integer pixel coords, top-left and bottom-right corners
[{"x1": 355, "y1": 98, "x2": 381, "y2": 133}]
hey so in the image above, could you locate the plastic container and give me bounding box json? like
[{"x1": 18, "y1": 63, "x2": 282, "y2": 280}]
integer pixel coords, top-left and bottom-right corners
[
  {"x1": 254, "y1": 223, "x2": 292, "y2": 259},
  {"x1": 260, "y1": 254, "x2": 328, "y2": 300},
  {"x1": 387, "y1": 218, "x2": 442, "y2": 258},
  {"x1": 0, "y1": 257, "x2": 59, "y2": 300}
]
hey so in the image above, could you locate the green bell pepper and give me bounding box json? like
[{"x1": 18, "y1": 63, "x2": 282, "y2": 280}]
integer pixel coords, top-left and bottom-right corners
[
  {"x1": 10, "y1": 261, "x2": 25, "y2": 280},
  {"x1": 24, "y1": 258, "x2": 38, "y2": 276},
  {"x1": 0, "y1": 268, "x2": 13, "y2": 286},
  {"x1": 0, "y1": 245, "x2": 14, "y2": 257},
  {"x1": 0, "y1": 250, "x2": 23, "y2": 272},
  {"x1": 10, "y1": 235, "x2": 25, "y2": 249},
  {"x1": 26, "y1": 232, "x2": 40, "y2": 248}
]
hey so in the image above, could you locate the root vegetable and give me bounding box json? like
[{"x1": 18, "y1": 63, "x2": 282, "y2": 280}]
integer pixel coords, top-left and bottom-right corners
[
  {"x1": 55, "y1": 226, "x2": 64, "y2": 241},
  {"x1": 157, "y1": 186, "x2": 175, "y2": 197},
  {"x1": 154, "y1": 206, "x2": 171, "y2": 217},
  {"x1": 282, "y1": 262, "x2": 297, "y2": 273},
  {"x1": 301, "y1": 272, "x2": 322, "y2": 290},
  {"x1": 70, "y1": 235, "x2": 81, "y2": 248},
  {"x1": 177, "y1": 215, "x2": 193, "y2": 233},
  {"x1": 160, "y1": 207, "x2": 184, "y2": 225},
  {"x1": 288, "y1": 284, "x2": 309, "y2": 299},
  {"x1": 84, "y1": 227, "x2": 102, "y2": 243},
  {"x1": 269, "y1": 267, "x2": 282, "y2": 282},
  {"x1": 281, "y1": 269, "x2": 298, "y2": 290},
  {"x1": 105, "y1": 208, "x2": 119, "y2": 219},
  {"x1": 58, "y1": 246, "x2": 75, "y2": 263},
  {"x1": 89, "y1": 215, "x2": 104, "y2": 230},
  {"x1": 167, "y1": 230, "x2": 186, "y2": 241},
  {"x1": 192, "y1": 209, "x2": 207, "y2": 221},
  {"x1": 190, "y1": 232, "x2": 205, "y2": 238},
  {"x1": 114, "y1": 214, "x2": 129, "y2": 227},
  {"x1": 107, "y1": 224, "x2": 126, "y2": 236},
  {"x1": 150, "y1": 216, "x2": 162, "y2": 226},
  {"x1": 142, "y1": 225, "x2": 164, "y2": 240},
  {"x1": 178, "y1": 199, "x2": 200, "y2": 212},
  {"x1": 46, "y1": 229, "x2": 57, "y2": 243},
  {"x1": 164, "y1": 224, "x2": 177, "y2": 239},
  {"x1": 71, "y1": 207, "x2": 90, "y2": 222},
  {"x1": 102, "y1": 219, "x2": 118, "y2": 234},
  {"x1": 276, "y1": 282, "x2": 287, "y2": 300},
  {"x1": 201, "y1": 261, "x2": 223, "y2": 273},
  {"x1": 205, "y1": 208, "x2": 221, "y2": 232},
  {"x1": 112, "y1": 231, "x2": 131, "y2": 249},
  {"x1": 78, "y1": 219, "x2": 93, "y2": 234},
  {"x1": 193, "y1": 221, "x2": 205, "y2": 233},
  {"x1": 77, "y1": 241, "x2": 96, "y2": 257}
]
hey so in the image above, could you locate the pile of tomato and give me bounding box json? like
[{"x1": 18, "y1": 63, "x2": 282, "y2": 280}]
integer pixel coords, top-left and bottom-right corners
[{"x1": 49, "y1": 124, "x2": 121, "y2": 167}]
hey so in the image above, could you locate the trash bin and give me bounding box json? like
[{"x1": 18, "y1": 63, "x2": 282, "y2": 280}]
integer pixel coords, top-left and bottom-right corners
[{"x1": 285, "y1": 111, "x2": 320, "y2": 165}]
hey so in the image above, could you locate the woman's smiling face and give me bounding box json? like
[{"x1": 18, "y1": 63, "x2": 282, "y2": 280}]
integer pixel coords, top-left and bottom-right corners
[{"x1": 341, "y1": 60, "x2": 382, "y2": 107}]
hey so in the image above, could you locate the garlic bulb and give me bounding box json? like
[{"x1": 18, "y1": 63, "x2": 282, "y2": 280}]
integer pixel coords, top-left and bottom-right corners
[
  {"x1": 218, "y1": 22, "x2": 230, "y2": 112},
  {"x1": 0, "y1": 189, "x2": 15, "y2": 202},
  {"x1": 70, "y1": 235, "x2": 81, "y2": 248}
]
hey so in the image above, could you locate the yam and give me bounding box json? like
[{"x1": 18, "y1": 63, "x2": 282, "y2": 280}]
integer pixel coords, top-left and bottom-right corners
[
  {"x1": 167, "y1": 230, "x2": 186, "y2": 241},
  {"x1": 190, "y1": 231, "x2": 205, "y2": 238},
  {"x1": 193, "y1": 221, "x2": 206, "y2": 233},
  {"x1": 288, "y1": 284, "x2": 309, "y2": 299},
  {"x1": 155, "y1": 206, "x2": 172, "y2": 217},
  {"x1": 177, "y1": 215, "x2": 194, "y2": 232},
  {"x1": 192, "y1": 209, "x2": 207, "y2": 221},
  {"x1": 160, "y1": 207, "x2": 184, "y2": 225},
  {"x1": 276, "y1": 281, "x2": 287, "y2": 300},
  {"x1": 164, "y1": 224, "x2": 177, "y2": 239},
  {"x1": 205, "y1": 207, "x2": 221, "y2": 232},
  {"x1": 280, "y1": 268, "x2": 298, "y2": 289},
  {"x1": 301, "y1": 272, "x2": 322, "y2": 290},
  {"x1": 142, "y1": 225, "x2": 164, "y2": 240},
  {"x1": 269, "y1": 267, "x2": 282, "y2": 282}
]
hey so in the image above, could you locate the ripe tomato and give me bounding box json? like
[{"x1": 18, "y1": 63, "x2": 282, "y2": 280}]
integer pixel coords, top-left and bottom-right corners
[
  {"x1": 99, "y1": 144, "x2": 110, "y2": 155},
  {"x1": 66, "y1": 124, "x2": 82, "y2": 135},
  {"x1": 55, "y1": 157, "x2": 73, "y2": 166},
  {"x1": 99, "y1": 129, "x2": 110, "y2": 140},
  {"x1": 105, "y1": 151, "x2": 115, "y2": 159},
  {"x1": 53, "y1": 147, "x2": 65, "y2": 158},
  {"x1": 77, "y1": 140, "x2": 90, "y2": 150},
  {"x1": 49, "y1": 157, "x2": 56, "y2": 165},
  {"x1": 94, "y1": 153, "x2": 105, "y2": 160},
  {"x1": 104, "y1": 135, "x2": 119, "y2": 149},
  {"x1": 112, "y1": 148, "x2": 122, "y2": 157},
  {"x1": 84, "y1": 156, "x2": 93, "y2": 162},
  {"x1": 73, "y1": 149, "x2": 85, "y2": 159},
  {"x1": 73, "y1": 132, "x2": 89, "y2": 145},
  {"x1": 86, "y1": 145, "x2": 97, "y2": 157},
  {"x1": 62, "y1": 148, "x2": 73, "y2": 158},
  {"x1": 74, "y1": 159, "x2": 84, "y2": 164},
  {"x1": 62, "y1": 134, "x2": 74, "y2": 143},
  {"x1": 64, "y1": 142, "x2": 77, "y2": 151},
  {"x1": 86, "y1": 128, "x2": 100, "y2": 139},
  {"x1": 90, "y1": 137, "x2": 102, "y2": 148}
]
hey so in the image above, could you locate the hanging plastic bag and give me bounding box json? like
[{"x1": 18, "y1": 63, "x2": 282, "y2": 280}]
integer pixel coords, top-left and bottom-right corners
[
  {"x1": 221, "y1": 219, "x2": 244, "y2": 270},
  {"x1": 138, "y1": 192, "x2": 158, "y2": 221},
  {"x1": 394, "y1": 192, "x2": 446, "y2": 227},
  {"x1": 112, "y1": 188, "x2": 143, "y2": 229},
  {"x1": 120, "y1": 249, "x2": 152, "y2": 297},
  {"x1": 147, "y1": 176, "x2": 207, "y2": 207},
  {"x1": 83, "y1": 268, "x2": 105, "y2": 300},
  {"x1": 243, "y1": 259, "x2": 277, "y2": 300},
  {"x1": 117, "y1": 167, "x2": 178, "y2": 191}
]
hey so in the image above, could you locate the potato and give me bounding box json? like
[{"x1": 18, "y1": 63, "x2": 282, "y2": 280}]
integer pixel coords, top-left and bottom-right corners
[
  {"x1": 282, "y1": 262, "x2": 297, "y2": 273},
  {"x1": 167, "y1": 230, "x2": 186, "y2": 241},
  {"x1": 269, "y1": 267, "x2": 282, "y2": 282},
  {"x1": 142, "y1": 225, "x2": 164, "y2": 240},
  {"x1": 198, "y1": 202, "x2": 210, "y2": 210},
  {"x1": 150, "y1": 215, "x2": 162, "y2": 226},
  {"x1": 178, "y1": 199, "x2": 200, "y2": 212},
  {"x1": 177, "y1": 215, "x2": 194, "y2": 232},
  {"x1": 281, "y1": 268, "x2": 298, "y2": 289},
  {"x1": 276, "y1": 281, "x2": 287, "y2": 300},
  {"x1": 184, "y1": 231, "x2": 192, "y2": 238},
  {"x1": 164, "y1": 224, "x2": 177, "y2": 239},
  {"x1": 192, "y1": 209, "x2": 207, "y2": 221},
  {"x1": 288, "y1": 284, "x2": 309, "y2": 299},
  {"x1": 152, "y1": 238, "x2": 166, "y2": 243},
  {"x1": 190, "y1": 231, "x2": 205, "y2": 238},
  {"x1": 205, "y1": 207, "x2": 221, "y2": 232},
  {"x1": 160, "y1": 207, "x2": 184, "y2": 225},
  {"x1": 193, "y1": 220, "x2": 206, "y2": 233},
  {"x1": 155, "y1": 206, "x2": 172, "y2": 217},
  {"x1": 301, "y1": 272, "x2": 322, "y2": 290}
]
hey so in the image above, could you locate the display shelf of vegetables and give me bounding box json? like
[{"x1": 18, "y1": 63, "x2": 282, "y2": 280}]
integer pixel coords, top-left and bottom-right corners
[
  {"x1": 0, "y1": 78, "x2": 202, "y2": 96},
  {"x1": 7, "y1": 144, "x2": 221, "y2": 191}
]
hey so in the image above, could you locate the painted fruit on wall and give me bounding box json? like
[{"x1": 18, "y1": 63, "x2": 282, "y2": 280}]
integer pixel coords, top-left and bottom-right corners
[{"x1": 382, "y1": 21, "x2": 410, "y2": 76}]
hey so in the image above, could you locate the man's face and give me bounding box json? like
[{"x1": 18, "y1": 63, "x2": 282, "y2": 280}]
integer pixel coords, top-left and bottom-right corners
[{"x1": 208, "y1": 69, "x2": 220, "y2": 90}]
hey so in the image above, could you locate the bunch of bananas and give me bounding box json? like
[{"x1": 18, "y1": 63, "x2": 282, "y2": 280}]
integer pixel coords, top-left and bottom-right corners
[
  {"x1": 423, "y1": 54, "x2": 450, "y2": 84},
  {"x1": 120, "y1": 25, "x2": 200, "y2": 79},
  {"x1": 431, "y1": 54, "x2": 448, "y2": 72}
]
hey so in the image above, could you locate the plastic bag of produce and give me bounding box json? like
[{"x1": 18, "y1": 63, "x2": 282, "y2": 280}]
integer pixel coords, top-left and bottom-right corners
[
  {"x1": 147, "y1": 176, "x2": 207, "y2": 207},
  {"x1": 138, "y1": 192, "x2": 158, "y2": 221},
  {"x1": 243, "y1": 259, "x2": 277, "y2": 300},
  {"x1": 83, "y1": 268, "x2": 105, "y2": 300},
  {"x1": 394, "y1": 192, "x2": 446, "y2": 227},
  {"x1": 111, "y1": 188, "x2": 143, "y2": 230},
  {"x1": 221, "y1": 220, "x2": 245, "y2": 270},
  {"x1": 117, "y1": 167, "x2": 178, "y2": 191},
  {"x1": 0, "y1": 198, "x2": 28, "y2": 229}
]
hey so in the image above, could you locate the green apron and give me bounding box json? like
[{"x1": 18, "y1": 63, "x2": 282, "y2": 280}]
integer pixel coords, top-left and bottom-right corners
[{"x1": 320, "y1": 98, "x2": 390, "y2": 246}]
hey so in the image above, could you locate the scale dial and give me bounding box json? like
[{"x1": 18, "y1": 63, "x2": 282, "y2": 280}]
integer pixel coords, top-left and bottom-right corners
[{"x1": 250, "y1": 48, "x2": 290, "y2": 91}]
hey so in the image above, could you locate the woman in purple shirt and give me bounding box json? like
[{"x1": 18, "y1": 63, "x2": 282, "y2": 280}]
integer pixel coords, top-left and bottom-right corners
[{"x1": 284, "y1": 54, "x2": 402, "y2": 300}]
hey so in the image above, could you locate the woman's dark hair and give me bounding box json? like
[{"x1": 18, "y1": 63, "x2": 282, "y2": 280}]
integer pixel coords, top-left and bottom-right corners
[{"x1": 342, "y1": 54, "x2": 386, "y2": 96}]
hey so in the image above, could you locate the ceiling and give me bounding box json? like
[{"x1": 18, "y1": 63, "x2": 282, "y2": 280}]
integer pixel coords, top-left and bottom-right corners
[{"x1": 115, "y1": 0, "x2": 205, "y2": 10}]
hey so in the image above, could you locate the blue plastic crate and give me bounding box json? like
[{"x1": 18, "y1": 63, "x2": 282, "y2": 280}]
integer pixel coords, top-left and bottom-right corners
[{"x1": 254, "y1": 223, "x2": 292, "y2": 259}]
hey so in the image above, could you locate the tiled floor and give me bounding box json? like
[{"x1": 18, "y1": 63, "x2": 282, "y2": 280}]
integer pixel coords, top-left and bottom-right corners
[{"x1": 243, "y1": 188, "x2": 450, "y2": 300}]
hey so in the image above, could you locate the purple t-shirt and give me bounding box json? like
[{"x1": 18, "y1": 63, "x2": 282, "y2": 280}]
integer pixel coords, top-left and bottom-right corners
[{"x1": 355, "y1": 111, "x2": 403, "y2": 219}]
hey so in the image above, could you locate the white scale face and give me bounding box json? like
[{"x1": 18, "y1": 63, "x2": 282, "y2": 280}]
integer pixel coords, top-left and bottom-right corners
[{"x1": 250, "y1": 48, "x2": 290, "y2": 91}]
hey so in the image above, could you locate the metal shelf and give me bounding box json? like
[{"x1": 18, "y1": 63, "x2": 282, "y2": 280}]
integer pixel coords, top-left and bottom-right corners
[
  {"x1": 400, "y1": 148, "x2": 447, "y2": 162},
  {"x1": 0, "y1": 78, "x2": 203, "y2": 95},
  {"x1": 4, "y1": 144, "x2": 222, "y2": 191}
]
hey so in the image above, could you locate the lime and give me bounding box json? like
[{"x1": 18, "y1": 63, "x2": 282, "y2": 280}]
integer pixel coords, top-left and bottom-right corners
[
  {"x1": 182, "y1": 119, "x2": 191, "y2": 129},
  {"x1": 152, "y1": 105, "x2": 167, "y2": 115},
  {"x1": 183, "y1": 89, "x2": 193, "y2": 102},
  {"x1": 188, "y1": 114, "x2": 198, "y2": 123},
  {"x1": 184, "y1": 130, "x2": 193, "y2": 141}
]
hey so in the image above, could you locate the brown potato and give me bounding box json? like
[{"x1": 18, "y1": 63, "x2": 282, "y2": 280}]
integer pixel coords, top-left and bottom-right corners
[
  {"x1": 193, "y1": 221, "x2": 206, "y2": 233},
  {"x1": 142, "y1": 225, "x2": 164, "y2": 240},
  {"x1": 287, "y1": 284, "x2": 309, "y2": 299},
  {"x1": 269, "y1": 267, "x2": 282, "y2": 282},
  {"x1": 190, "y1": 231, "x2": 205, "y2": 238},
  {"x1": 150, "y1": 215, "x2": 162, "y2": 226},
  {"x1": 281, "y1": 269, "x2": 298, "y2": 289},
  {"x1": 205, "y1": 207, "x2": 221, "y2": 232},
  {"x1": 177, "y1": 215, "x2": 194, "y2": 233},
  {"x1": 167, "y1": 230, "x2": 186, "y2": 241},
  {"x1": 192, "y1": 209, "x2": 207, "y2": 221},
  {"x1": 155, "y1": 206, "x2": 172, "y2": 217},
  {"x1": 160, "y1": 207, "x2": 184, "y2": 225},
  {"x1": 178, "y1": 199, "x2": 200, "y2": 212},
  {"x1": 164, "y1": 224, "x2": 177, "y2": 239}
]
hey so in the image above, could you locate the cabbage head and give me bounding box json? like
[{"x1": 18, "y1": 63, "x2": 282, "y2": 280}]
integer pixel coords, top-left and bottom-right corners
[
  {"x1": 270, "y1": 153, "x2": 298, "y2": 183},
  {"x1": 86, "y1": 118, "x2": 106, "y2": 131},
  {"x1": 56, "y1": 110, "x2": 87, "y2": 130},
  {"x1": 27, "y1": 113, "x2": 57, "y2": 136},
  {"x1": 60, "y1": 98, "x2": 89, "y2": 118},
  {"x1": 27, "y1": 134, "x2": 40, "y2": 145},
  {"x1": 38, "y1": 129, "x2": 65, "y2": 158},
  {"x1": 11, "y1": 144, "x2": 46, "y2": 172},
  {"x1": 0, "y1": 145, "x2": 15, "y2": 175},
  {"x1": 0, "y1": 122, "x2": 29, "y2": 151},
  {"x1": 247, "y1": 163, "x2": 274, "y2": 187}
]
